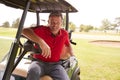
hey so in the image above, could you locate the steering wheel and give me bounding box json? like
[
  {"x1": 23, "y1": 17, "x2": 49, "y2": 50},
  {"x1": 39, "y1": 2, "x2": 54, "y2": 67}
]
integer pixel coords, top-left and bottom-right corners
[{"x1": 20, "y1": 35, "x2": 42, "y2": 54}]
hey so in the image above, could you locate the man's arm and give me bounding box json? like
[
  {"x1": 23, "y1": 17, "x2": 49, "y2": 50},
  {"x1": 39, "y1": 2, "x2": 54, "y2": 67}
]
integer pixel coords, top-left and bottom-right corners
[
  {"x1": 67, "y1": 44, "x2": 74, "y2": 56},
  {"x1": 22, "y1": 28, "x2": 51, "y2": 58},
  {"x1": 60, "y1": 43, "x2": 74, "y2": 60}
]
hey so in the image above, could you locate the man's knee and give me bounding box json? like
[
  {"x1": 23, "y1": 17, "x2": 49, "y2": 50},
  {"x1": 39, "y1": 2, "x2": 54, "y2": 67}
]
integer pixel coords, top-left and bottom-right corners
[{"x1": 40, "y1": 75, "x2": 53, "y2": 80}]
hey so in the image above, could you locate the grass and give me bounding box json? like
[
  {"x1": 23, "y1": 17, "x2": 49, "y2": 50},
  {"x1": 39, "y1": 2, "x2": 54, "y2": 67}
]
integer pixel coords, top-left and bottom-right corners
[
  {"x1": 0, "y1": 39, "x2": 13, "y2": 60},
  {"x1": 0, "y1": 27, "x2": 16, "y2": 60},
  {"x1": 72, "y1": 39, "x2": 120, "y2": 80},
  {"x1": 0, "y1": 28, "x2": 120, "y2": 80},
  {"x1": 0, "y1": 27, "x2": 17, "y2": 37}
]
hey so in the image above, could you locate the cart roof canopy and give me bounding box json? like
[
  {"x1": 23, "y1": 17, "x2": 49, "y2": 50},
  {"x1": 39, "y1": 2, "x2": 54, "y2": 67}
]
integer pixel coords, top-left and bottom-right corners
[{"x1": 0, "y1": 0, "x2": 78, "y2": 13}]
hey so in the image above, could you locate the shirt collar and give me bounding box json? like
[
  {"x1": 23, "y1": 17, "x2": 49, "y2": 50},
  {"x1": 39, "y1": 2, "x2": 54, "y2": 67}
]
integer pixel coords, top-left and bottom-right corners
[{"x1": 48, "y1": 28, "x2": 62, "y2": 37}]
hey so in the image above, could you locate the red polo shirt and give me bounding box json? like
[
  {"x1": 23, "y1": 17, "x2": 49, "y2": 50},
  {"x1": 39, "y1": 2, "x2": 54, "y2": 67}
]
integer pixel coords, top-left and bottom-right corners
[{"x1": 32, "y1": 26, "x2": 70, "y2": 62}]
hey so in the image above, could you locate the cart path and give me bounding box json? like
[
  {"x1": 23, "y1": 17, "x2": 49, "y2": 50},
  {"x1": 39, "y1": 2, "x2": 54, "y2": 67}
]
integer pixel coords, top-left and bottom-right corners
[
  {"x1": 72, "y1": 33, "x2": 120, "y2": 41},
  {"x1": 0, "y1": 36, "x2": 14, "y2": 40},
  {"x1": 1, "y1": 34, "x2": 120, "y2": 48},
  {"x1": 1, "y1": 33, "x2": 120, "y2": 41}
]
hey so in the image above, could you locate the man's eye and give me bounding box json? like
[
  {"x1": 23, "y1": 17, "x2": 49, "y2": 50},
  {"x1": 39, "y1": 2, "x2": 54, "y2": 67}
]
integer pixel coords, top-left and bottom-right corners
[{"x1": 51, "y1": 22, "x2": 60, "y2": 25}]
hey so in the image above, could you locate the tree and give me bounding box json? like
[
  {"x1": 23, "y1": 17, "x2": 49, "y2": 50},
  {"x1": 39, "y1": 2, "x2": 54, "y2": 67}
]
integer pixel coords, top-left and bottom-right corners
[
  {"x1": 100, "y1": 19, "x2": 111, "y2": 30},
  {"x1": 79, "y1": 24, "x2": 84, "y2": 32},
  {"x1": 114, "y1": 17, "x2": 120, "y2": 27},
  {"x1": 63, "y1": 15, "x2": 66, "y2": 28},
  {"x1": 12, "y1": 18, "x2": 20, "y2": 28},
  {"x1": 79, "y1": 24, "x2": 93, "y2": 32},
  {"x1": 1, "y1": 21, "x2": 10, "y2": 28},
  {"x1": 69, "y1": 22, "x2": 76, "y2": 31}
]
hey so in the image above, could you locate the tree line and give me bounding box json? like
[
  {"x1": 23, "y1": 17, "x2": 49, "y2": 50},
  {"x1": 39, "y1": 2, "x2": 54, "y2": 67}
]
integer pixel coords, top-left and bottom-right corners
[
  {"x1": 79, "y1": 17, "x2": 120, "y2": 32},
  {"x1": 0, "y1": 18, "x2": 20, "y2": 28},
  {"x1": 1, "y1": 17, "x2": 120, "y2": 32}
]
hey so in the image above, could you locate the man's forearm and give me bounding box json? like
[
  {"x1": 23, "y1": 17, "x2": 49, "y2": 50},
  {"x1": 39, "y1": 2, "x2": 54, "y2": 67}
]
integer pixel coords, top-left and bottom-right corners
[
  {"x1": 22, "y1": 28, "x2": 51, "y2": 58},
  {"x1": 67, "y1": 44, "x2": 74, "y2": 56},
  {"x1": 22, "y1": 28, "x2": 42, "y2": 43}
]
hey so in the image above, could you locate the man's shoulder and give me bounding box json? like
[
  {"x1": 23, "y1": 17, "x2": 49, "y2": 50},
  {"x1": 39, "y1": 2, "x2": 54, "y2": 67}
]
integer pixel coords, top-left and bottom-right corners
[
  {"x1": 60, "y1": 28, "x2": 68, "y2": 32},
  {"x1": 60, "y1": 28, "x2": 68, "y2": 35}
]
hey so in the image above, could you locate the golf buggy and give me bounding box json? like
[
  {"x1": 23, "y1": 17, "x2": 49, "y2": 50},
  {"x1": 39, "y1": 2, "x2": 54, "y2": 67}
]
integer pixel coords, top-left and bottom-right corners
[{"x1": 0, "y1": 0, "x2": 80, "y2": 80}]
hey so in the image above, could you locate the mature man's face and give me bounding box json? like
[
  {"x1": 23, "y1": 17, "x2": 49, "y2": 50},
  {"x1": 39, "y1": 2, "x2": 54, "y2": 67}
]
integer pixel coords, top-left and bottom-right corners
[{"x1": 48, "y1": 16, "x2": 62, "y2": 35}]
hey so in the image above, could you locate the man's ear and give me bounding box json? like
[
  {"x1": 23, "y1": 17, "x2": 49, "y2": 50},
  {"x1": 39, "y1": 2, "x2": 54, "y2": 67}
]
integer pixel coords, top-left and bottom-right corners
[
  {"x1": 47, "y1": 20, "x2": 49, "y2": 23},
  {"x1": 61, "y1": 20, "x2": 63, "y2": 26}
]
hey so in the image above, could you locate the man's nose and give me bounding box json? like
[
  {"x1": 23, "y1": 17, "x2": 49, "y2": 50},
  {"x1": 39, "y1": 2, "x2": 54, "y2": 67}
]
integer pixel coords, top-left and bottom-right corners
[{"x1": 53, "y1": 23, "x2": 58, "y2": 26}]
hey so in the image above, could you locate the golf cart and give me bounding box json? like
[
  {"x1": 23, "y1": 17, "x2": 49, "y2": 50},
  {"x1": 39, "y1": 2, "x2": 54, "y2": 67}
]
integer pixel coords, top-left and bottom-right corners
[{"x1": 0, "y1": 0, "x2": 80, "y2": 80}]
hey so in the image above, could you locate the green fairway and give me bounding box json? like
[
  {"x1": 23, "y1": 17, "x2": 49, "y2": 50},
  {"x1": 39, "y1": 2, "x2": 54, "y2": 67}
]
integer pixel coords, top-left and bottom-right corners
[
  {"x1": 73, "y1": 39, "x2": 120, "y2": 80},
  {"x1": 0, "y1": 27, "x2": 17, "y2": 37},
  {"x1": 0, "y1": 39, "x2": 13, "y2": 60},
  {"x1": 0, "y1": 28, "x2": 120, "y2": 80}
]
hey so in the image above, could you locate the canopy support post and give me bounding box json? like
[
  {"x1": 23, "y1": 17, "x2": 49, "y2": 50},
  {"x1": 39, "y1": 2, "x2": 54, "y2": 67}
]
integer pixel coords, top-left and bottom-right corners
[{"x1": 2, "y1": 0, "x2": 31, "y2": 80}]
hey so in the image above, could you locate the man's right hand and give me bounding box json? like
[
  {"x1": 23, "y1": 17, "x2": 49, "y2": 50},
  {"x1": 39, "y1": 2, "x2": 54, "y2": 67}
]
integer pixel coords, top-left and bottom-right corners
[{"x1": 38, "y1": 39, "x2": 51, "y2": 58}]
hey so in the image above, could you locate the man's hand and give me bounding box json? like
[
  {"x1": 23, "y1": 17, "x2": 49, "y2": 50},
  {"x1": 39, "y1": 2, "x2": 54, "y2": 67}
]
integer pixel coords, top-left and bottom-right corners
[{"x1": 38, "y1": 40, "x2": 51, "y2": 58}]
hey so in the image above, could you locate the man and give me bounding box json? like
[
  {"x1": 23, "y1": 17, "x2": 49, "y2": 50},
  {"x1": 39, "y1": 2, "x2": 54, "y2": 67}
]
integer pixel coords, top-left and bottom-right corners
[{"x1": 22, "y1": 11, "x2": 74, "y2": 80}]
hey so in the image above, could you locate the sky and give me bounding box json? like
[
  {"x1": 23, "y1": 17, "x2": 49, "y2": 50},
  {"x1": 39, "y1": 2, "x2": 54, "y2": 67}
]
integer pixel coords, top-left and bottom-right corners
[{"x1": 0, "y1": 0, "x2": 120, "y2": 27}]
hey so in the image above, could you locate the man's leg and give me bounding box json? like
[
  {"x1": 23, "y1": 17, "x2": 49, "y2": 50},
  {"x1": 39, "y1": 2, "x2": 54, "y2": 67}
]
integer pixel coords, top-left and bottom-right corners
[
  {"x1": 48, "y1": 64, "x2": 70, "y2": 80},
  {"x1": 26, "y1": 61, "x2": 44, "y2": 80}
]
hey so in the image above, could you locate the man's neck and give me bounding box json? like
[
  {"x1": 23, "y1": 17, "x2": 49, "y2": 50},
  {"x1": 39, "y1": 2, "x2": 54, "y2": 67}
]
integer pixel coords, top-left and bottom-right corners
[{"x1": 51, "y1": 30, "x2": 60, "y2": 36}]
